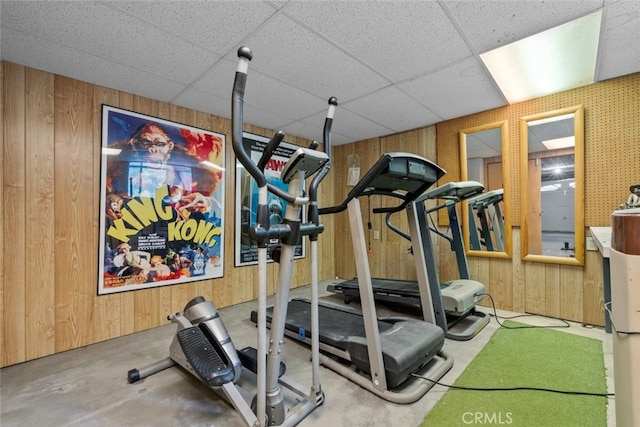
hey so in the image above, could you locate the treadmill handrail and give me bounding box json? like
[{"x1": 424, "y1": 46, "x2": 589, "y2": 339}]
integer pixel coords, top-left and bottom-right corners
[
  {"x1": 385, "y1": 212, "x2": 411, "y2": 242},
  {"x1": 415, "y1": 180, "x2": 484, "y2": 204},
  {"x1": 319, "y1": 152, "x2": 445, "y2": 215},
  {"x1": 468, "y1": 188, "x2": 504, "y2": 205},
  {"x1": 362, "y1": 188, "x2": 416, "y2": 215}
]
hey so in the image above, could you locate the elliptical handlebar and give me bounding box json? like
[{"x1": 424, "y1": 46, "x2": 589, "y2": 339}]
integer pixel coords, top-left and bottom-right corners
[
  {"x1": 257, "y1": 131, "x2": 285, "y2": 172},
  {"x1": 308, "y1": 97, "x2": 337, "y2": 226},
  {"x1": 233, "y1": 46, "x2": 325, "y2": 207},
  {"x1": 232, "y1": 46, "x2": 268, "y2": 188},
  {"x1": 309, "y1": 97, "x2": 338, "y2": 202}
]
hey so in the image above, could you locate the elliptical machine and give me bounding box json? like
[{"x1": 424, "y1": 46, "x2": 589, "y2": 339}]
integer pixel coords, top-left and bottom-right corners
[{"x1": 127, "y1": 46, "x2": 337, "y2": 427}]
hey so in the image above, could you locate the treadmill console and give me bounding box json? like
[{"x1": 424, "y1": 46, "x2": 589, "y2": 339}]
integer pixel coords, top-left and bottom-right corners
[{"x1": 368, "y1": 154, "x2": 444, "y2": 194}]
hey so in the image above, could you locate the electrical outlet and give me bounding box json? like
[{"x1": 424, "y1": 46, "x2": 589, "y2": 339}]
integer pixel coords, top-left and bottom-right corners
[
  {"x1": 373, "y1": 230, "x2": 380, "y2": 240},
  {"x1": 586, "y1": 236, "x2": 598, "y2": 251}
]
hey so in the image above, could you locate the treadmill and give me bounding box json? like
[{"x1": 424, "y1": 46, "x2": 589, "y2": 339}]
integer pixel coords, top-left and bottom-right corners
[
  {"x1": 328, "y1": 181, "x2": 490, "y2": 341},
  {"x1": 253, "y1": 152, "x2": 453, "y2": 403},
  {"x1": 468, "y1": 189, "x2": 505, "y2": 252}
]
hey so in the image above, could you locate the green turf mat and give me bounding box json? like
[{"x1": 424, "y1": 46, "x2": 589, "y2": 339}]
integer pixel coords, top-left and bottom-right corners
[{"x1": 421, "y1": 321, "x2": 608, "y2": 427}]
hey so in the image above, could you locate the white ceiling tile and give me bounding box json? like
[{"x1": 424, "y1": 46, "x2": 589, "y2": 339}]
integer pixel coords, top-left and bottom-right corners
[
  {"x1": 241, "y1": 73, "x2": 328, "y2": 122},
  {"x1": 190, "y1": 58, "x2": 238, "y2": 99},
  {"x1": 2, "y1": 1, "x2": 216, "y2": 84},
  {"x1": 239, "y1": 13, "x2": 390, "y2": 102},
  {"x1": 399, "y1": 57, "x2": 506, "y2": 120},
  {"x1": 445, "y1": 0, "x2": 604, "y2": 53},
  {"x1": 342, "y1": 86, "x2": 442, "y2": 132},
  {"x1": 177, "y1": 68, "x2": 329, "y2": 126},
  {"x1": 103, "y1": 1, "x2": 279, "y2": 55},
  {"x1": 239, "y1": 103, "x2": 294, "y2": 133},
  {"x1": 1, "y1": 28, "x2": 185, "y2": 101},
  {"x1": 305, "y1": 108, "x2": 396, "y2": 142},
  {"x1": 282, "y1": 1, "x2": 472, "y2": 82},
  {"x1": 597, "y1": 0, "x2": 640, "y2": 80},
  {"x1": 171, "y1": 87, "x2": 231, "y2": 120},
  {"x1": 277, "y1": 120, "x2": 328, "y2": 146}
]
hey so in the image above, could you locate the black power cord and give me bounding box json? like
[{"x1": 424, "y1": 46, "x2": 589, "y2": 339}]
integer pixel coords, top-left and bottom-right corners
[
  {"x1": 411, "y1": 374, "x2": 614, "y2": 398},
  {"x1": 475, "y1": 292, "x2": 571, "y2": 329}
]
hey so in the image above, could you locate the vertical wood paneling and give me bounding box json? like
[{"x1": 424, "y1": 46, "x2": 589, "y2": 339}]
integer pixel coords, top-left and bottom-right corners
[
  {"x1": 54, "y1": 75, "x2": 95, "y2": 352},
  {"x1": 333, "y1": 142, "x2": 356, "y2": 279},
  {"x1": 524, "y1": 262, "x2": 546, "y2": 315},
  {"x1": 544, "y1": 264, "x2": 560, "y2": 318},
  {"x1": 331, "y1": 128, "x2": 438, "y2": 285},
  {"x1": 489, "y1": 259, "x2": 512, "y2": 310},
  {"x1": 318, "y1": 140, "x2": 335, "y2": 281},
  {"x1": 511, "y1": 229, "x2": 526, "y2": 312},
  {"x1": 3, "y1": 62, "x2": 26, "y2": 366},
  {"x1": 583, "y1": 249, "x2": 604, "y2": 325},
  {"x1": 25, "y1": 68, "x2": 56, "y2": 360},
  {"x1": 0, "y1": 61, "x2": 4, "y2": 366},
  {"x1": 437, "y1": 242, "x2": 459, "y2": 283},
  {"x1": 93, "y1": 86, "x2": 123, "y2": 343},
  {"x1": 559, "y1": 265, "x2": 583, "y2": 322},
  {"x1": 474, "y1": 256, "x2": 490, "y2": 295}
]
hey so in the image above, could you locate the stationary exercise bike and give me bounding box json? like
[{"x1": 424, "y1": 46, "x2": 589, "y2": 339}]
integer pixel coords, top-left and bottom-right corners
[{"x1": 127, "y1": 46, "x2": 337, "y2": 427}]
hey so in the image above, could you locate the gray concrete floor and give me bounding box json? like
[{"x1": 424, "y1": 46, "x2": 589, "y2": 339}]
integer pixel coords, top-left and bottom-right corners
[{"x1": 1, "y1": 279, "x2": 614, "y2": 426}]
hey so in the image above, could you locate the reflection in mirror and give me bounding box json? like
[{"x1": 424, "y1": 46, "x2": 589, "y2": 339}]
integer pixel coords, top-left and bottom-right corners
[
  {"x1": 468, "y1": 189, "x2": 505, "y2": 251},
  {"x1": 520, "y1": 106, "x2": 584, "y2": 265},
  {"x1": 459, "y1": 121, "x2": 511, "y2": 258}
]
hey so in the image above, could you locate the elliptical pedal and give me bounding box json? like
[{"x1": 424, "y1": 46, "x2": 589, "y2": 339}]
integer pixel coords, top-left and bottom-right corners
[
  {"x1": 177, "y1": 326, "x2": 234, "y2": 387},
  {"x1": 237, "y1": 346, "x2": 286, "y2": 378}
]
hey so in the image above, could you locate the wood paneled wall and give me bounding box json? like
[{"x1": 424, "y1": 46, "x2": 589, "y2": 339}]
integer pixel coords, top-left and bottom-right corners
[
  {"x1": 332, "y1": 127, "x2": 438, "y2": 282},
  {"x1": 435, "y1": 72, "x2": 640, "y2": 326},
  {"x1": 4, "y1": 62, "x2": 634, "y2": 367},
  {"x1": 1, "y1": 62, "x2": 335, "y2": 367}
]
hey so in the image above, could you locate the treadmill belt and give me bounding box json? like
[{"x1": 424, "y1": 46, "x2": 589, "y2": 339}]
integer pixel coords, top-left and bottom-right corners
[
  {"x1": 251, "y1": 298, "x2": 445, "y2": 388},
  {"x1": 330, "y1": 278, "x2": 422, "y2": 305},
  {"x1": 369, "y1": 278, "x2": 419, "y2": 296},
  {"x1": 254, "y1": 299, "x2": 394, "y2": 350}
]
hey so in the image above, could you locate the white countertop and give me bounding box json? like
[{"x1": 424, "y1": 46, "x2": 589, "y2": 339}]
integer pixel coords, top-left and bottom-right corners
[{"x1": 590, "y1": 226, "x2": 612, "y2": 258}]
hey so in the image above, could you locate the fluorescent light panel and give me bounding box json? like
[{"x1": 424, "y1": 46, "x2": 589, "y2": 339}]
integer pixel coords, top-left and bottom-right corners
[
  {"x1": 542, "y1": 136, "x2": 575, "y2": 150},
  {"x1": 481, "y1": 11, "x2": 602, "y2": 103}
]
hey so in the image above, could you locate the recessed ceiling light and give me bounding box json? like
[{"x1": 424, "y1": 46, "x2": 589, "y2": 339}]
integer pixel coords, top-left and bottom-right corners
[{"x1": 481, "y1": 11, "x2": 602, "y2": 103}]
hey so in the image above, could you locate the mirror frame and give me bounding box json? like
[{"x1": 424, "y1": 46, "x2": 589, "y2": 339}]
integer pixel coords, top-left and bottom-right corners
[
  {"x1": 459, "y1": 120, "x2": 512, "y2": 259},
  {"x1": 519, "y1": 105, "x2": 585, "y2": 266}
]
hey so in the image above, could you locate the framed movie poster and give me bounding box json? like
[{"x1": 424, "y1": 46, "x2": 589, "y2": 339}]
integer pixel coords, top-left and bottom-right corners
[
  {"x1": 235, "y1": 132, "x2": 306, "y2": 266},
  {"x1": 98, "y1": 105, "x2": 225, "y2": 295}
]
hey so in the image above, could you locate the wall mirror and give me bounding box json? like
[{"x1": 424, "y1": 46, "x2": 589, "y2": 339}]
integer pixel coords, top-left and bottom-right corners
[
  {"x1": 459, "y1": 121, "x2": 512, "y2": 258},
  {"x1": 520, "y1": 105, "x2": 584, "y2": 265}
]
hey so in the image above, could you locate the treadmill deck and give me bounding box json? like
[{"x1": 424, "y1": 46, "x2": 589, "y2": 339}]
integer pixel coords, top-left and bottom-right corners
[{"x1": 251, "y1": 298, "x2": 444, "y2": 388}]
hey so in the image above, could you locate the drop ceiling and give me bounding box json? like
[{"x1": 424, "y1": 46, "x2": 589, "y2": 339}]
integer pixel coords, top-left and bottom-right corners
[{"x1": 2, "y1": 0, "x2": 639, "y2": 146}]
